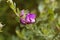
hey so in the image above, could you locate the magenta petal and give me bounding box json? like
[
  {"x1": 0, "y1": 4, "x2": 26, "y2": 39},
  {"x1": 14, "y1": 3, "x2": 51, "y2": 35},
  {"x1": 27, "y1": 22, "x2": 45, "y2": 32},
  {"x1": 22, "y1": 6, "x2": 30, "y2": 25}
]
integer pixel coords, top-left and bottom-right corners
[
  {"x1": 25, "y1": 13, "x2": 36, "y2": 24},
  {"x1": 20, "y1": 18, "x2": 26, "y2": 24},
  {"x1": 25, "y1": 15, "x2": 30, "y2": 23},
  {"x1": 27, "y1": 13, "x2": 36, "y2": 19},
  {"x1": 30, "y1": 18, "x2": 35, "y2": 23},
  {"x1": 20, "y1": 10, "x2": 24, "y2": 17}
]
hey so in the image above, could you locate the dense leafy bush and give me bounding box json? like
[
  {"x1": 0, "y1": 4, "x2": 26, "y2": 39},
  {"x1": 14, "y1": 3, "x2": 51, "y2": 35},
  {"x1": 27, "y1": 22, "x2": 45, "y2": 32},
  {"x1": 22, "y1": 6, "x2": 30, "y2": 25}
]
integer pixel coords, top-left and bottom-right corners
[{"x1": 0, "y1": 0, "x2": 60, "y2": 40}]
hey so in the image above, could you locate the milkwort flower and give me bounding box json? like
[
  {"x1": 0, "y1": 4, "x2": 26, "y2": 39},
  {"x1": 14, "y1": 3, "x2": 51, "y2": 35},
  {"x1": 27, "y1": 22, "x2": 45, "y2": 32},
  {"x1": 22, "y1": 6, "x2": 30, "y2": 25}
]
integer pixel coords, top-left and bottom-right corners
[{"x1": 20, "y1": 10, "x2": 36, "y2": 24}]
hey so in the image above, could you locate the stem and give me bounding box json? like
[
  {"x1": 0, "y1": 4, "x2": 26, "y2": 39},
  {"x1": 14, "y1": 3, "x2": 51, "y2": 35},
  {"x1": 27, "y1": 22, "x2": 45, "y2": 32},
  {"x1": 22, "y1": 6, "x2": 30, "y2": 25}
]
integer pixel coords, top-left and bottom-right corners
[{"x1": 7, "y1": 0, "x2": 20, "y2": 17}]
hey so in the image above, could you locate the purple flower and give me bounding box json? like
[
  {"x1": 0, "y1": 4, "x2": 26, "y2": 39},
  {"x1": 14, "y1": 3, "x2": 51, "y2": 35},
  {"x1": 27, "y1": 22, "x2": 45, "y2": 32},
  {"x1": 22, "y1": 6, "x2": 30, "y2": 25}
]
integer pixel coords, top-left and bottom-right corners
[{"x1": 20, "y1": 10, "x2": 36, "y2": 24}]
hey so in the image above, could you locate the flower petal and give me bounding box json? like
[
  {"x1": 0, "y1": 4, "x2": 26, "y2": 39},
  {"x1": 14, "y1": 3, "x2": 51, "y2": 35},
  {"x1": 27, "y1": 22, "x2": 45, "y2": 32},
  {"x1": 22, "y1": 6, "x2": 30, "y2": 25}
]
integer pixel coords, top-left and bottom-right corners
[
  {"x1": 20, "y1": 18, "x2": 26, "y2": 24},
  {"x1": 20, "y1": 10, "x2": 24, "y2": 17},
  {"x1": 25, "y1": 14, "x2": 30, "y2": 23},
  {"x1": 30, "y1": 18, "x2": 35, "y2": 23},
  {"x1": 28, "y1": 13, "x2": 36, "y2": 19}
]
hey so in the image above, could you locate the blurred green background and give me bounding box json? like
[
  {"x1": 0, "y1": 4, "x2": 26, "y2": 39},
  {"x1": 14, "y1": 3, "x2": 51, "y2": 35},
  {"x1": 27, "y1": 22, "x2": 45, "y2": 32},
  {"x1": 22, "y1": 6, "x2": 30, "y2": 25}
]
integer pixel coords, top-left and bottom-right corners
[{"x1": 0, "y1": 0, "x2": 60, "y2": 40}]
